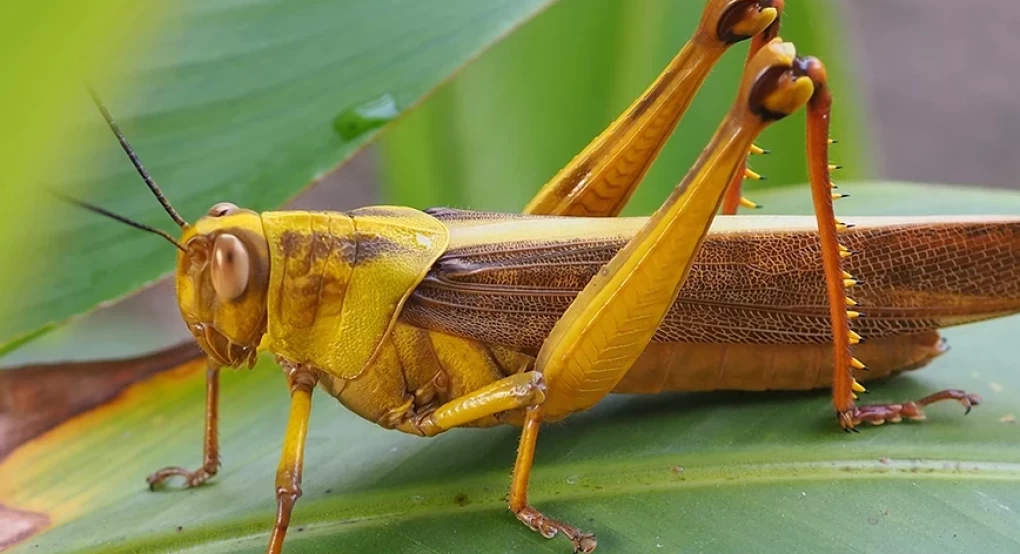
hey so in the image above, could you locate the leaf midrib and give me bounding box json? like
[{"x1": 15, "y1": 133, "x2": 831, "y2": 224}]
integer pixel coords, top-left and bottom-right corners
[{"x1": 81, "y1": 456, "x2": 1020, "y2": 554}]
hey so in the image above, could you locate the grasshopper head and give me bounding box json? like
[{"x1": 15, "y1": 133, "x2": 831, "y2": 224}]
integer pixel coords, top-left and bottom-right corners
[
  {"x1": 176, "y1": 203, "x2": 270, "y2": 368},
  {"x1": 61, "y1": 90, "x2": 275, "y2": 368}
]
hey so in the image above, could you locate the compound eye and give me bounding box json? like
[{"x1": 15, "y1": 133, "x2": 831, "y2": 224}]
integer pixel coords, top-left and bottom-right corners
[
  {"x1": 210, "y1": 233, "x2": 250, "y2": 301},
  {"x1": 208, "y1": 202, "x2": 241, "y2": 217}
]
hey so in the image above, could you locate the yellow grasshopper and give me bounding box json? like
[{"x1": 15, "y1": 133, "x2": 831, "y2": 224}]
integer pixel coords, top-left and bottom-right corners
[{"x1": 64, "y1": 0, "x2": 1020, "y2": 552}]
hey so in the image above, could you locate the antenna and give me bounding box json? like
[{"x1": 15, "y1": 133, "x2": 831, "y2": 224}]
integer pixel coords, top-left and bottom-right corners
[
  {"x1": 51, "y1": 190, "x2": 186, "y2": 252},
  {"x1": 86, "y1": 85, "x2": 189, "y2": 229}
]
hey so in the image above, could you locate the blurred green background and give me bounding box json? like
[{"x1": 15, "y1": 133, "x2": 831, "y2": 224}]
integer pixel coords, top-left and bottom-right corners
[{"x1": 0, "y1": 1, "x2": 172, "y2": 359}]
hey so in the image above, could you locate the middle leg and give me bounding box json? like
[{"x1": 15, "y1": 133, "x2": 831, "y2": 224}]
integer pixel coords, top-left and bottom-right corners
[{"x1": 266, "y1": 365, "x2": 317, "y2": 554}]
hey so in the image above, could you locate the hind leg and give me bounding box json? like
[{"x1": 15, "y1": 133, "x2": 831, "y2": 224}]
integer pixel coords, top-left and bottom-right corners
[
  {"x1": 507, "y1": 39, "x2": 822, "y2": 552},
  {"x1": 524, "y1": 0, "x2": 782, "y2": 218},
  {"x1": 851, "y1": 390, "x2": 982, "y2": 427}
]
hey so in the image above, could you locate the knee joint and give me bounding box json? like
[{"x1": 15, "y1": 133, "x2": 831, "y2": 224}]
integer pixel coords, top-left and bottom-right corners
[{"x1": 510, "y1": 372, "x2": 546, "y2": 405}]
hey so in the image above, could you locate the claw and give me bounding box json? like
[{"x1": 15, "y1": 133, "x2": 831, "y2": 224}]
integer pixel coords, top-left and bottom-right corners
[
  {"x1": 960, "y1": 393, "x2": 982, "y2": 414},
  {"x1": 516, "y1": 506, "x2": 596, "y2": 552},
  {"x1": 573, "y1": 534, "x2": 598, "y2": 554},
  {"x1": 147, "y1": 466, "x2": 215, "y2": 490}
]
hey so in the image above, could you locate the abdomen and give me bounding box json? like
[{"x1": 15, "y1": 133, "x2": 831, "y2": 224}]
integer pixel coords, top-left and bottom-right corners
[{"x1": 614, "y1": 331, "x2": 945, "y2": 394}]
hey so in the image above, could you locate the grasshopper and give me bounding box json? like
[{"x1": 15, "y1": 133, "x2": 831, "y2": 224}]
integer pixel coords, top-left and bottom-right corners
[{"x1": 63, "y1": 0, "x2": 1020, "y2": 552}]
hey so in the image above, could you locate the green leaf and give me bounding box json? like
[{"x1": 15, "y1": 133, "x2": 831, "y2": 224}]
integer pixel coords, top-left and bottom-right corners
[
  {"x1": 379, "y1": 0, "x2": 871, "y2": 214},
  {"x1": 0, "y1": 0, "x2": 555, "y2": 356},
  {"x1": 5, "y1": 182, "x2": 1019, "y2": 553}
]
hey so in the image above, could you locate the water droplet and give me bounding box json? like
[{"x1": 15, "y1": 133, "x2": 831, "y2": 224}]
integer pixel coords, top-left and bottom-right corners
[
  {"x1": 333, "y1": 94, "x2": 400, "y2": 140},
  {"x1": 565, "y1": 475, "x2": 579, "y2": 485},
  {"x1": 411, "y1": 495, "x2": 424, "y2": 504}
]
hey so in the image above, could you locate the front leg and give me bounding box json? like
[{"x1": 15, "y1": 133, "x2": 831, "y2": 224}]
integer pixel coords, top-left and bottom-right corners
[
  {"x1": 147, "y1": 357, "x2": 221, "y2": 489},
  {"x1": 524, "y1": 0, "x2": 782, "y2": 218},
  {"x1": 507, "y1": 41, "x2": 825, "y2": 552}
]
